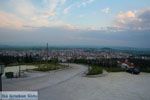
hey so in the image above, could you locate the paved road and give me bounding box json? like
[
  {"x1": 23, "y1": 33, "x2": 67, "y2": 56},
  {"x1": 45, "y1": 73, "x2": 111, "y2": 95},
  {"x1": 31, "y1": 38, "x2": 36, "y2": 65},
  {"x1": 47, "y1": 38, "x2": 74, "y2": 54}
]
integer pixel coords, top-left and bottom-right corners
[
  {"x1": 39, "y1": 67, "x2": 150, "y2": 100},
  {"x1": 3, "y1": 64, "x2": 150, "y2": 100},
  {"x1": 3, "y1": 64, "x2": 87, "y2": 91}
]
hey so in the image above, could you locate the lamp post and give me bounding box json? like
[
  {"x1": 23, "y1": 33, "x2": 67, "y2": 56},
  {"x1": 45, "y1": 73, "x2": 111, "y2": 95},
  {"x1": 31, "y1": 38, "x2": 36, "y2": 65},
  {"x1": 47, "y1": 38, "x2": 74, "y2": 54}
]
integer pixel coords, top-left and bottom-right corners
[{"x1": 0, "y1": 64, "x2": 4, "y2": 91}]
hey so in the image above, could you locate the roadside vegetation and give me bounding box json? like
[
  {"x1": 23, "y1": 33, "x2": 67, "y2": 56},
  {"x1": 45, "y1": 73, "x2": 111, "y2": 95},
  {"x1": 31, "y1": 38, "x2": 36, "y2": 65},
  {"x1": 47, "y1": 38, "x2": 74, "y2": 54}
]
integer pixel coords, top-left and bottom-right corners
[
  {"x1": 87, "y1": 66, "x2": 103, "y2": 75},
  {"x1": 105, "y1": 67, "x2": 124, "y2": 72},
  {"x1": 141, "y1": 67, "x2": 150, "y2": 73},
  {"x1": 70, "y1": 58, "x2": 150, "y2": 73},
  {"x1": 34, "y1": 63, "x2": 67, "y2": 72},
  {"x1": 86, "y1": 65, "x2": 125, "y2": 75},
  {"x1": 1, "y1": 54, "x2": 150, "y2": 73}
]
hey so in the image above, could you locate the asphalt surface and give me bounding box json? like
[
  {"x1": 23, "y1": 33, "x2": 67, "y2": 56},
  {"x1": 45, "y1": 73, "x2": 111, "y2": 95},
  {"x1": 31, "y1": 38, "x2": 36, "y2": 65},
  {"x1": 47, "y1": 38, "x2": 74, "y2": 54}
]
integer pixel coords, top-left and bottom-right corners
[{"x1": 3, "y1": 64, "x2": 150, "y2": 100}]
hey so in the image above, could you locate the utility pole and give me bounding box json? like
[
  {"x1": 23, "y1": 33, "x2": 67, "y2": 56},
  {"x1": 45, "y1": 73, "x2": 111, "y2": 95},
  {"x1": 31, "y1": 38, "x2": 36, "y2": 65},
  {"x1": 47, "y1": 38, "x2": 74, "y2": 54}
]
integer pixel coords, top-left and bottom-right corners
[
  {"x1": 18, "y1": 66, "x2": 21, "y2": 77},
  {"x1": 0, "y1": 64, "x2": 4, "y2": 91},
  {"x1": 66, "y1": 53, "x2": 69, "y2": 67}
]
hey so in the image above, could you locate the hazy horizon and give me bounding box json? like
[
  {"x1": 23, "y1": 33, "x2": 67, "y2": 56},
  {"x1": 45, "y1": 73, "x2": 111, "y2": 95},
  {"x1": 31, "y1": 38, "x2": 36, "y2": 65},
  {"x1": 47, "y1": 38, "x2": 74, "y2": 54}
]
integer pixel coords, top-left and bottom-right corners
[{"x1": 1, "y1": 43, "x2": 150, "y2": 50}]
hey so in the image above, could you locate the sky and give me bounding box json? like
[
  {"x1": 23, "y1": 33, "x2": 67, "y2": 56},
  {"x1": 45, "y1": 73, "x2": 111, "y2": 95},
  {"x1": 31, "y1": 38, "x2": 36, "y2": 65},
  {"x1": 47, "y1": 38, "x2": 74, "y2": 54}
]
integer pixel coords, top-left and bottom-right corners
[{"x1": 0, "y1": 0, "x2": 150, "y2": 48}]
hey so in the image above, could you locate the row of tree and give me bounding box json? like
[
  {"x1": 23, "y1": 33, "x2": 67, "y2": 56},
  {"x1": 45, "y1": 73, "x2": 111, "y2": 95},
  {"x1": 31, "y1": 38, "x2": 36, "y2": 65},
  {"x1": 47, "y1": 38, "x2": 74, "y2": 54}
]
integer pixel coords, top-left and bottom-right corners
[
  {"x1": 69, "y1": 58, "x2": 150, "y2": 72},
  {"x1": 1, "y1": 55, "x2": 150, "y2": 71}
]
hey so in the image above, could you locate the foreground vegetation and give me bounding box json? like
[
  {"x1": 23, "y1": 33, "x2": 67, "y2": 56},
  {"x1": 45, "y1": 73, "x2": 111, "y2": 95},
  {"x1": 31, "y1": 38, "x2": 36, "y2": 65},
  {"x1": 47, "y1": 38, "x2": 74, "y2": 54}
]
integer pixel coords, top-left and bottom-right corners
[
  {"x1": 1, "y1": 53, "x2": 150, "y2": 73},
  {"x1": 87, "y1": 65, "x2": 125, "y2": 75},
  {"x1": 71, "y1": 58, "x2": 150, "y2": 73},
  {"x1": 141, "y1": 67, "x2": 150, "y2": 73},
  {"x1": 105, "y1": 67, "x2": 124, "y2": 72},
  {"x1": 34, "y1": 63, "x2": 67, "y2": 72},
  {"x1": 87, "y1": 66, "x2": 103, "y2": 75}
]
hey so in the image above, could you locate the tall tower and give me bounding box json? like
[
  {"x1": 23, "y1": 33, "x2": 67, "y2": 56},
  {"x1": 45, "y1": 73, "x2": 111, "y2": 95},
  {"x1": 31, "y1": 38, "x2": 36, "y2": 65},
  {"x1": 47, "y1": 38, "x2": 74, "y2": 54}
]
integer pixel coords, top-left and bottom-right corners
[{"x1": 46, "y1": 43, "x2": 48, "y2": 61}]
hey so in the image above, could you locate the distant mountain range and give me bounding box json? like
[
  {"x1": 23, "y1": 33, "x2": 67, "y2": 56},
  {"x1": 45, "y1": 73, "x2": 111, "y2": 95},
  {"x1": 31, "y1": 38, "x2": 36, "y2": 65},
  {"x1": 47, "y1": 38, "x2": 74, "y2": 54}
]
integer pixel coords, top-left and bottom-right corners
[{"x1": 0, "y1": 44, "x2": 150, "y2": 52}]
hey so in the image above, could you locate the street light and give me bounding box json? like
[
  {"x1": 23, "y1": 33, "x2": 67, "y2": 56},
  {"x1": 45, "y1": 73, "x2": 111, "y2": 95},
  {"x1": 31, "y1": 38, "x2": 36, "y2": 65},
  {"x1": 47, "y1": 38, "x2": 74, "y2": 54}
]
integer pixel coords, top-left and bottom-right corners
[{"x1": 0, "y1": 64, "x2": 4, "y2": 91}]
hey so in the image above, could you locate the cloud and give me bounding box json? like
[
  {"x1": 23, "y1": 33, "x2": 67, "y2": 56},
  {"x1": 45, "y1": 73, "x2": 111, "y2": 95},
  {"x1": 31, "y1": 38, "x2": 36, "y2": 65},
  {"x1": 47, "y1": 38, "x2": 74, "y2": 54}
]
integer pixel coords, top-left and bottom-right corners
[
  {"x1": 81, "y1": 0, "x2": 94, "y2": 7},
  {"x1": 63, "y1": 0, "x2": 95, "y2": 14},
  {"x1": 0, "y1": 0, "x2": 149, "y2": 33},
  {"x1": 0, "y1": 11, "x2": 71, "y2": 30},
  {"x1": 0, "y1": 0, "x2": 73, "y2": 29},
  {"x1": 77, "y1": 0, "x2": 94, "y2": 8},
  {"x1": 15, "y1": 0, "x2": 67, "y2": 17},
  {"x1": 43, "y1": 0, "x2": 59, "y2": 16},
  {"x1": 42, "y1": 0, "x2": 67, "y2": 16},
  {"x1": 63, "y1": 6, "x2": 72, "y2": 14},
  {"x1": 60, "y1": 0, "x2": 67, "y2": 5},
  {"x1": 11, "y1": 0, "x2": 36, "y2": 17},
  {"x1": 0, "y1": 11, "x2": 25, "y2": 29},
  {"x1": 115, "y1": 8, "x2": 150, "y2": 31},
  {"x1": 78, "y1": 14, "x2": 84, "y2": 18},
  {"x1": 101, "y1": 7, "x2": 111, "y2": 14},
  {"x1": 0, "y1": 10, "x2": 51, "y2": 29},
  {"x1": 117, "y1": 11, "x2": 135, "y2": 18},
  {"x1": 0, "y1": 0, "x2": 97, "y2": 30}
]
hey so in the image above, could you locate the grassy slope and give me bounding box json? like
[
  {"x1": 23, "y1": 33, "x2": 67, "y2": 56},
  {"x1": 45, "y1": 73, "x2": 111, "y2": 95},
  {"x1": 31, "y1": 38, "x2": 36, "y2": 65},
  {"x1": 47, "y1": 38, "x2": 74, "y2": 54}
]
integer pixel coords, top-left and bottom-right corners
[{"x1": 34, "y1": 63, "x2": 67, "y2": 72}]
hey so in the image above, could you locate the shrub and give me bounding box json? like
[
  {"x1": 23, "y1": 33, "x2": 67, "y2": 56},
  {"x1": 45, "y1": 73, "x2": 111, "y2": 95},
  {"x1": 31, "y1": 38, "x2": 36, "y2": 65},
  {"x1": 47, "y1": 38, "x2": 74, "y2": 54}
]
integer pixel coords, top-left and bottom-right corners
[
  {"x1": 5, "y1": 72, "x2": 14, "y2": 78},
  {"x1": 87, "y1": 66, "x2": 103, "y2": 75},
  {"x1": 141, "y1": 67, "x2": 150, "y2": 73},
  {"x1": 105, "y1": 67, "x2": 124, "y2": 72},
  {"x1": 34, "y1": 63, "x2": 65, "y2": 72}
]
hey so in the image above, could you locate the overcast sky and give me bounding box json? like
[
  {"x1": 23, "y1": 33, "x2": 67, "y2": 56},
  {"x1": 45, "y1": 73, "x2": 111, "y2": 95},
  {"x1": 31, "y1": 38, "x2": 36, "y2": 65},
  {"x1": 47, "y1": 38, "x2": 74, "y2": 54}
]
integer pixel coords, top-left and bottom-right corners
[{"x1": 0, "y1": 0, "x2": 150, "y2": 48}]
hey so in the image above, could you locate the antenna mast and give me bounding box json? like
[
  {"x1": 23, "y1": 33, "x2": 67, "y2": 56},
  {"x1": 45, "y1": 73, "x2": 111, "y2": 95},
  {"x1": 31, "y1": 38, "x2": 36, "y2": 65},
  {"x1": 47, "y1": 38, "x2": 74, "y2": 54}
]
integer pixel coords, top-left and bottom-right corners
[{"x1": 46, "y1": 43, "x2": 48, "y2": 61}]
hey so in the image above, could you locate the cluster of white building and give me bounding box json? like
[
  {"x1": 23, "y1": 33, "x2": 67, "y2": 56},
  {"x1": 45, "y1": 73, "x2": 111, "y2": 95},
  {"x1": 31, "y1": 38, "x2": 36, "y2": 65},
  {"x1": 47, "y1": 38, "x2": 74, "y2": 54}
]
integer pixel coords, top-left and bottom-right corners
[{"x1": 0, "y1": 48, "x2": 149, "y2": 62}]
